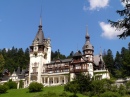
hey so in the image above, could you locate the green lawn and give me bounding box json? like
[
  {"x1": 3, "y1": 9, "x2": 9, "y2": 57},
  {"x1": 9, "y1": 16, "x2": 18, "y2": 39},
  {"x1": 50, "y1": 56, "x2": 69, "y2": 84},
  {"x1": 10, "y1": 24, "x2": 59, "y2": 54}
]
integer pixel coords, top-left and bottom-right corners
[{"x1": 0, "y1": 86, "x2": 87, "y2": 97}]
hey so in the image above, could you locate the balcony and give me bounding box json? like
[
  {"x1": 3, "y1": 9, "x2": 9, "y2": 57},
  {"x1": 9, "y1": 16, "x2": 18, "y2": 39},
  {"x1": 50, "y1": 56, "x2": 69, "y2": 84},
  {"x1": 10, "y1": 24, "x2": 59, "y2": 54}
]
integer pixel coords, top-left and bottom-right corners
[
  {"x1": 42, "y1": 71, "x2": 69, "y2": 76},
  {"x1": 70, "y1": 69, "x2": 87, "y2": 73},
  {"x1": 46, "y1": 66, "x2": 69, "y2": 71}
]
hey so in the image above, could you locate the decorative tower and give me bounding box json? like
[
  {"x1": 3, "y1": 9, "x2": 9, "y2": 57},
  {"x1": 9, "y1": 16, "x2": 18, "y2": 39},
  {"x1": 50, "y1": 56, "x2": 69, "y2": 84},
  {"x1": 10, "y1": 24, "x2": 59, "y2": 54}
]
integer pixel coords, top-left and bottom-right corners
[
  {"x1": 29, "y1": 17, "x2": 51, "y2": 84},
  {"x1": 82, "y1": 28, "x2": 94, "y2": 78}
]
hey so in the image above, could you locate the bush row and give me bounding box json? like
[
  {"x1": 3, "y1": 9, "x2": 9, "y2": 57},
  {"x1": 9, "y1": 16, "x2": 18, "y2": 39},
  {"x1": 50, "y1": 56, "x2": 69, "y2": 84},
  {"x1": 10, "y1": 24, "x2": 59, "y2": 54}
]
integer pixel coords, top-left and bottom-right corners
[{"x1": 28, "y1": 82, "x2": 43, "y2": 92}]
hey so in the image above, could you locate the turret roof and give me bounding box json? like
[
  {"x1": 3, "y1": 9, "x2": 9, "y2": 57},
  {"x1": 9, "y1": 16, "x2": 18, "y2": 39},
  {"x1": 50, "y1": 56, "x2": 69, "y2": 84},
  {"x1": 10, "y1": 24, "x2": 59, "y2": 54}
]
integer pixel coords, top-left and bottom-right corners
[
  {"x1": 82, "y1": 30, "x2": 94, "y2": 51},
  {"x1": 73, "y1": 51, "x2": 82, "y2": 57},
  {"x1": 33, "y1": 17, "x2": 44, "y2": 45}
]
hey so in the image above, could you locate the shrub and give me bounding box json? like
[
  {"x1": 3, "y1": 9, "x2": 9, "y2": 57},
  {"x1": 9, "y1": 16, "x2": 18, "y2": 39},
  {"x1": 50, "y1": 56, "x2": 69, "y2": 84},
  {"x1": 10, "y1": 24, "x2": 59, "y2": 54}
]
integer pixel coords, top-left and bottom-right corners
[
  {"x1": 64, "y1": 83, "x2": 70, "y2": 91},
  {"x1": 28, "y1": 82, "x2": 43, "y2": 92},
  {"x1": 118, "y1": 84, "x2": 127, "y2": 96},
  {"x1": 4, "y1": 80, "x2": 17, "y2": 89},
  {"x1": 126, "y1": 81, "x2": 130, "y2": 94},
  {"x1": 100, "y1": 91, "x2": 121, "y2": 97},
  {"x1": 0, "y1": 84, "x2": 8, "y2": 94},
  {"x1": 90, "y1": 80, "x2": 105, "y2": 96},
  {"x1": 110, "y1": 85, "x2": 118, "y2": 92}
]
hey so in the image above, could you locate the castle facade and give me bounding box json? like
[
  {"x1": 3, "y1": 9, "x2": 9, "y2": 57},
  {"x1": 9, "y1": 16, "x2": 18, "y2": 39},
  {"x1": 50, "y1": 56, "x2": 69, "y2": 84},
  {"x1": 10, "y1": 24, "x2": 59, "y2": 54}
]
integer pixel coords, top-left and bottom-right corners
[
  {"x1": 0, "y1": 18, "x2": 110, "y2": 88},
  {"x1": 28, "y1": 18, "x2": 110, "y2": 86}
]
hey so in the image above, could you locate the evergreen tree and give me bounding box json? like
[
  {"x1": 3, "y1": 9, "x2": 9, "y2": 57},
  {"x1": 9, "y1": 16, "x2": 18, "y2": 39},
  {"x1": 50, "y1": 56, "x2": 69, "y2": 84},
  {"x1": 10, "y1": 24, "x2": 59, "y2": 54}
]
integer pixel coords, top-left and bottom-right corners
[
  {"x1": 67, "y1": 51, "x2": 74, "y2": 58},
  {"x1": 103, "y1": 49, "x2": 114, "y2": 75},
  {"x1": 51, "y1": 49, "x2": 66, "y2": 60},
  {"x1": 0, "y1": 54, "x2": 5, "y2": 75},
  {"x1": 122, "y1": 49, "x2": 130, "y2": 76},
  {"x1": 0, "y1": 47, "x2": 29, "y2": 73},
  {"x1": 128, "y1": 42, "x2": 130, "y2": 51},
  {"x1": 114, "y1": 51, "x2": 123, "y2": 78},
  {"x1": 109, "y1": 0, "x2": 130, "y2": 38},
  {"x1": 115, "y1": 51, "x2": 122, "y2": 69}
]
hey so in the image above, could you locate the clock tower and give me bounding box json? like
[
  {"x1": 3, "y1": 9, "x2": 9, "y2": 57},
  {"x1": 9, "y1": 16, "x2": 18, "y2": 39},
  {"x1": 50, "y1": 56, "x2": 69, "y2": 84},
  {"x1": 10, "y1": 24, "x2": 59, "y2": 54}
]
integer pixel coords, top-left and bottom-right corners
[
  {"x1": 82, "y1": 29, "x2": 94, "y2": 78},
  {"x1": 29, "y1": 17, "x2": 51, "y2": 84}
]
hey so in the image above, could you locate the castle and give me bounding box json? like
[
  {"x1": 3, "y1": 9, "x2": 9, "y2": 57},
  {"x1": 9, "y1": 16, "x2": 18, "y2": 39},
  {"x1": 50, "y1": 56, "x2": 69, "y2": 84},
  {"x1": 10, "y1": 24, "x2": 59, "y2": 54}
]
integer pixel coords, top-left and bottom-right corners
[
  {"x1": 0, "y1": 17, "x2": 110, "y2": 88},
  {"x1": 28, "y1": 17, "x2": 110, "y2": 86}
]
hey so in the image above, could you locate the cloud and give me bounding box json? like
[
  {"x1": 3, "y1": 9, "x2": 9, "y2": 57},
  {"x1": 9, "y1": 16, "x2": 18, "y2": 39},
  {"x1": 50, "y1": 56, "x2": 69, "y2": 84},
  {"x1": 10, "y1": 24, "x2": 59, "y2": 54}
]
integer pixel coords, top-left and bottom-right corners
[
  {"x1": 99, "y1": 22, "x2": 123, "y2": 39},
  {"x1": 86, "y1": 0, "x2": 109, "y2": 10}
]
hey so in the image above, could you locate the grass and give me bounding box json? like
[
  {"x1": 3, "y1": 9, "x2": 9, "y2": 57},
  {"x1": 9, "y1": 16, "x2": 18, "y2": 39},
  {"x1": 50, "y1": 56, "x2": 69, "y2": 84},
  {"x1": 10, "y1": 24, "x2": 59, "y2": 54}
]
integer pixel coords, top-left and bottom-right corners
[{"x1": 0, "y1": 86, "x2": 87, "y2": 97}]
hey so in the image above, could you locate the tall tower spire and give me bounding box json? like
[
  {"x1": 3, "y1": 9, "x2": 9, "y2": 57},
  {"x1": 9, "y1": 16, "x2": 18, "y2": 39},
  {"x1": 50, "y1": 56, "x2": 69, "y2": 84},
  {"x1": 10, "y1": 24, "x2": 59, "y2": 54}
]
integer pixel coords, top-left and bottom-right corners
[
  {"x1": 40, "y1": 16, "x2": 42, "y2": 26},
  {"x1": 82, "y1": 26, "x2": 94, "y2": 53},
  {"x1": 40, "y1": 4, "x2": 42, "y2": 26},
  {"x1": 85, "y1": 25, "x2": 90, "y2": 41}
]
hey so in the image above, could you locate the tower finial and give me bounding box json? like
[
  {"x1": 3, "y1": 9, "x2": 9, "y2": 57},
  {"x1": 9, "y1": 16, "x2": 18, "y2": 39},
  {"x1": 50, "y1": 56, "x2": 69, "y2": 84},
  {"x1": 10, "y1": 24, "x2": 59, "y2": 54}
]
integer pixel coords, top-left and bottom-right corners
[
  {"x1": 40, "y1": 1, "x2": 42, "y2": 26},
  {"x1": 99, "y1": 47, "x2": 102, "y2": 56},
  {"x1": 85, "y1": 25, "x2": 90, "y2": 42},
  {"x1": 86, "y1": 25, "x2": 89, "y2": 37},
  {"x1": 40, "y1": 16, "x2": 42, "y2": 26}
]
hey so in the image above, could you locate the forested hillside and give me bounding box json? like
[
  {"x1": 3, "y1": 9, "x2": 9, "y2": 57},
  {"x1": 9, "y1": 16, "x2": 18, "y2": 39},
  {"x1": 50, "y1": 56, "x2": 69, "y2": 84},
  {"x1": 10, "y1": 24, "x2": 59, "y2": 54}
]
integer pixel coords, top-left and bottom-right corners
[
  {"x1": 0, "y1": 47, "x2": 29, "y2": 74},
  {"x1": 0, "y1": 47, "x2": 69, "y2": 75},
  {"x1": 103, "y1": 42, "x2": 130, "y2": 78}
]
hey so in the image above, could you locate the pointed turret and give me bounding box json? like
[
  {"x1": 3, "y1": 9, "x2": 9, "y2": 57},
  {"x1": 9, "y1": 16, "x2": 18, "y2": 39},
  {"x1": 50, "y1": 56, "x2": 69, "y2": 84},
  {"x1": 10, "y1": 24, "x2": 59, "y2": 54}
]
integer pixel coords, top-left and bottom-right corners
[
  {"x1": 82, "y1": 27, "x2": 94, "y2": 52},
  {"x1": 85, "y1": 27, "x2": 90, "y2": 41},
  {"x1": 33, "y1": 17, "x2": 44, "y2": 45}
]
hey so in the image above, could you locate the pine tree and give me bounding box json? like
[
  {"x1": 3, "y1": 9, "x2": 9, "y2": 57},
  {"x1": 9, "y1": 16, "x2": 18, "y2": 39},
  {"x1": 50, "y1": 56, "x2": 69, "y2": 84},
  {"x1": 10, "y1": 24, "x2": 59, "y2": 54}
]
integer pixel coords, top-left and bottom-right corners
[
  {"x1": 114, "y1": 51, "x2": 123, "y2": 78},
  {"x1": 0, "y1": 54, "x2": 5, "y2": 75},
  {"x1": 103, "y1": 49, "x2": 114, "y2": 75},
  {"x1": 67, "y1": 51, "x2": 74, "y2": 58},
  {"x1": 123, "y1": 51, "x2": 130, "y2": 76},
  {"x1": 109, "y1": 0, "x2": 130, "y2": 38}
]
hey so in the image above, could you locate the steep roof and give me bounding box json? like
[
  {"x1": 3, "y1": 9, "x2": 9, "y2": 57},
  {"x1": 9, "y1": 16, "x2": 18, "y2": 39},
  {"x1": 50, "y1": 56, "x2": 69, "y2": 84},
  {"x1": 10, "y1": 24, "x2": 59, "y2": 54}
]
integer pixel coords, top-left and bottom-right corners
[
  {"x1": 94, "y1": 55, "x2": 104, "y2": 66},
  {"x1": 82, "y1": 31, "x2": 94, "y2": 51},
  {"x1": 33, "y1": 17, "x2": 44, "y2": 45},
  {"x1": 73, "y1": 51, "x2": 82, "y2": 57}
]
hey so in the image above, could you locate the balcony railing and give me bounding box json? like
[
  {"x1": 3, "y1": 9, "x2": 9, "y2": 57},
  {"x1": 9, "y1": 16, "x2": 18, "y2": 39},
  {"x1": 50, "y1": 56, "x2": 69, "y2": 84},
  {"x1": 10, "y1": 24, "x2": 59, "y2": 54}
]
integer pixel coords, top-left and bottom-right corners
[
  {"x1": 46, "y1": 66, "x2": 69, "y2": 71},
  {"x1": 70, "y1": 69, "x2": 87, "y2": 73}
]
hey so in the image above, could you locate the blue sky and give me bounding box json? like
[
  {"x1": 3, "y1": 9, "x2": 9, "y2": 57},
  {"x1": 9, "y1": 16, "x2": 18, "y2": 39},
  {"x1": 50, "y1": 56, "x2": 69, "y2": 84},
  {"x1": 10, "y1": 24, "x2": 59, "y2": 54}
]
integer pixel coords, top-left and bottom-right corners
[{"x1": 0, "y1": 0, "x2": 129, "y2": 57}]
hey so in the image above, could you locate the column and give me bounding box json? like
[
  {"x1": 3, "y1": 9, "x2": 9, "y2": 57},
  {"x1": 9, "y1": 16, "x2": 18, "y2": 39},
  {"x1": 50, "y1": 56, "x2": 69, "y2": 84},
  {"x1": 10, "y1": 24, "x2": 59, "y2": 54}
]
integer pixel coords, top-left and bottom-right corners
[
  {"x1": 17, "y1": 82, "x2": 19, "y2": 89},
  {"x1": 26, "y1": 80, "x2": 27, "y2": 88},
  {"x1": 47, "y1": 77, "x2": 50, "y2": 86},
  {"x1": 53, "y1": 77, "x2": 54, "y2": 85},
  {"x1": 59, "y1": 76, "x2": 60, "y2": 84},
  {"x1": 64, "y1": 76, "x2": 66, "y2": 84}
]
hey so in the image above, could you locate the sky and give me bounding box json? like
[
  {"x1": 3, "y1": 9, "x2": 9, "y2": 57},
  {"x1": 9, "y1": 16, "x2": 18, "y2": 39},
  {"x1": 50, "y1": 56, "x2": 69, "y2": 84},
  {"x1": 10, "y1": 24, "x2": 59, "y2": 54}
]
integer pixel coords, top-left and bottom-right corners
[{"x1": 0, "y1": 0, "x2": 130, "y2": 57}]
